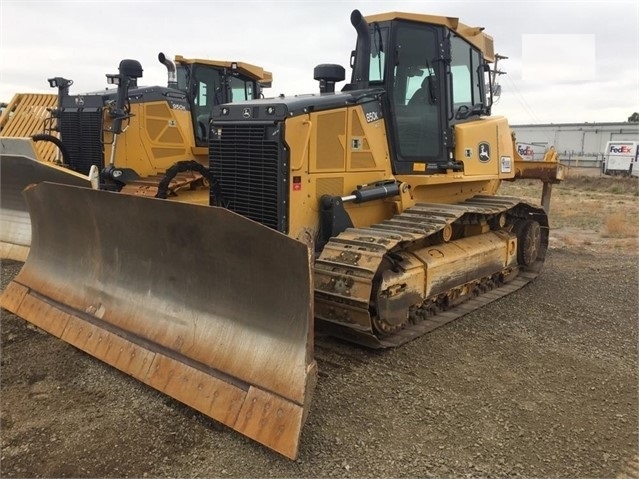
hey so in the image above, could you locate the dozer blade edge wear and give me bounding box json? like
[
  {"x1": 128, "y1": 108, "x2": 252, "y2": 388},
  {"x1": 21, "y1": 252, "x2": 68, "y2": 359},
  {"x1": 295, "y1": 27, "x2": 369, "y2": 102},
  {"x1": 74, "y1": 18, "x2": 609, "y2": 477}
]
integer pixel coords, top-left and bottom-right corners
[{"x1": 0, "y1": 182, "x2": 317, "y2": 459}]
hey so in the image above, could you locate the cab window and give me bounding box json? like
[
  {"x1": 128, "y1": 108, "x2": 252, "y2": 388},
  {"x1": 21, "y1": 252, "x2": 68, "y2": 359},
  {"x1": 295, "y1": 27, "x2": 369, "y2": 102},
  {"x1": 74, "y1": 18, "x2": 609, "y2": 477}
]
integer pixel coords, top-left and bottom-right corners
[
  {"x1": 450, "y1": 35, "x2": 485, "y2": 118},
  {"x1": 229, "y1": 76, "x2": 255, "y2": 102},
  {"x1": 391, "y1": 24, "x2": 441, "y2": 160},
  {"x1": 368, "y1": 24, "x2": 389, "y2": 83},
  {"x1": 192, "y1": 65, "x2": 222, "y2": 144}
]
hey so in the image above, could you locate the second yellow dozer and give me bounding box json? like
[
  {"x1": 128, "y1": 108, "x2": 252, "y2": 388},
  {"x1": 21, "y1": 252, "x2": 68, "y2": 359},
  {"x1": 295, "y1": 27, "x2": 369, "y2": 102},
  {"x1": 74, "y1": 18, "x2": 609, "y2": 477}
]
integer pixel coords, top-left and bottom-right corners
[
  {"x1": 0, "y1": 53, "x2": 272, "y2": 261},
  {"x1": 1, "y1": 10, "x2": 564, "y2": 459}
]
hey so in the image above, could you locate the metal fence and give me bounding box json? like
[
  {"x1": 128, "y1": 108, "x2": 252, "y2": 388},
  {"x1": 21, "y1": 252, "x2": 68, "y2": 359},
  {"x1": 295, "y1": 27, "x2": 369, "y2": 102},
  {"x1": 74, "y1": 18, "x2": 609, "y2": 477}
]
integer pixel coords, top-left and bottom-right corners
[{"x1": 559, "y1": 153, "x2": 603, "y2": 170}]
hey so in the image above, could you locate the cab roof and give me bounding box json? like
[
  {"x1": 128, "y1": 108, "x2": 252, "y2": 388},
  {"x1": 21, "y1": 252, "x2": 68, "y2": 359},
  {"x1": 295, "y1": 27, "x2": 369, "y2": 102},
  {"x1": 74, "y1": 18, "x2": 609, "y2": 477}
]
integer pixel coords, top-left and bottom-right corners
[
  {"x1": 174, "y1": 55, "x2": 273, "y2": 85},
  {"x1": 364, "y1": 11, "x2": 495, "y2": 62}
]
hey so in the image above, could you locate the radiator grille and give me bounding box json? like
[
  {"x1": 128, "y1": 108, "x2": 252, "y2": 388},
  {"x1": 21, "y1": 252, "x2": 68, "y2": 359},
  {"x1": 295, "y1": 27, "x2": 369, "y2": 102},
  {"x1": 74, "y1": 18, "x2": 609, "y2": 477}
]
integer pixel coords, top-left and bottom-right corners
[
  {"x1": 210, "y1": 123, "x2": 287, "y2": 233},
  {"x1": 58, "y1": 110, "x2": 104, "y2": 175}
]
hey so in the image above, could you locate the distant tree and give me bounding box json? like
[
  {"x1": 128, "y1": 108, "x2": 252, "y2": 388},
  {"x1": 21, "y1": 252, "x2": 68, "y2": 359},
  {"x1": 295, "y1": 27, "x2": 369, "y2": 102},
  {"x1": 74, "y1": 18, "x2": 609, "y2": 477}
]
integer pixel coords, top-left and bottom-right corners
[{"x1": 628, "y1": 112, "x2": 639, "y2": 122}]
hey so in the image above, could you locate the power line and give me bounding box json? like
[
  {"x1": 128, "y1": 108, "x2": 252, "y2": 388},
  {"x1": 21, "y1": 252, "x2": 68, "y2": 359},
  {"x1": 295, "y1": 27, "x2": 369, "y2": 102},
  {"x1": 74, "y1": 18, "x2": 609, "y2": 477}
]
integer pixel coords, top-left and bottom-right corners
[{"x1": 505, "y1": 74, "x2": 542, "y2": 125}]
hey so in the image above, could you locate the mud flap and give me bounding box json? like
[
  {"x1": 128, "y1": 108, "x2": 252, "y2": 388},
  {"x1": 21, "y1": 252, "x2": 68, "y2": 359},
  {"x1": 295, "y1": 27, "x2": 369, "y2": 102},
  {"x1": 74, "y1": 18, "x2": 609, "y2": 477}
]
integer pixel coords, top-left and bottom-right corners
[
  {"x1": 0, "y1": 182, "x2": 316, "y2": 459},
  {"x1": 0, "y1": 138, "x2": 91, "y2": 261}
]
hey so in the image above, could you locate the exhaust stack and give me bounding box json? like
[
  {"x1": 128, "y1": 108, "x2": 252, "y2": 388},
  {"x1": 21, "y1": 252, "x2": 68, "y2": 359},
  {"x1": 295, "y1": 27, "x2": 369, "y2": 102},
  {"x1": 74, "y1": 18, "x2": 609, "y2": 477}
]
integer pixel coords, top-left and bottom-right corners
[
  {"x1": 158, "y1": 52, "x2": 178, "y2": 89},
  {"x1": 350, "y1": 9, "x2": 371, "y2": 89}
]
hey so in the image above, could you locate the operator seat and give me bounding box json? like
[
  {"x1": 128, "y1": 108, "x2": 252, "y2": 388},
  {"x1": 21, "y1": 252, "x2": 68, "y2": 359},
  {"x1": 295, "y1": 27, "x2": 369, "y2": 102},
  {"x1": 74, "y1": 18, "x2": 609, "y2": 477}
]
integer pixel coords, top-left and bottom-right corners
[
  {"x1": 196, "y1": 114, "x2": 210, "y2": 143},
  {"x1": 399, "y1": 75, "x2": 440, "y2": 157},
  {"x1": 408, "y1": 76, "x2": 432, "y2": 106}
]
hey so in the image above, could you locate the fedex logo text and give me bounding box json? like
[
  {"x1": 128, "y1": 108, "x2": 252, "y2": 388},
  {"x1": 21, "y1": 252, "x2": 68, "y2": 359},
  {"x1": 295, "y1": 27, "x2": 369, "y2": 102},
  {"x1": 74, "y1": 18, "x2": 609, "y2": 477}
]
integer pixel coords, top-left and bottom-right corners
[
  {"x1": 518, "y1": 145, "x2": 534, "y2": 156},
  {"x1": 609, "y1": 145, "x2": 633, "y2": 154}
]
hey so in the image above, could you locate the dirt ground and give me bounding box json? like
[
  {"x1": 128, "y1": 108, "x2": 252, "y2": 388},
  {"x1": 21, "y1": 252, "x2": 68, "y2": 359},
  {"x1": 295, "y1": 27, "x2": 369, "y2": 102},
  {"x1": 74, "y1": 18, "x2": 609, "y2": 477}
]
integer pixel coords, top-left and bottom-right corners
[{"x1": 1, "y1": 175, "x2": 638, "y2": 478}]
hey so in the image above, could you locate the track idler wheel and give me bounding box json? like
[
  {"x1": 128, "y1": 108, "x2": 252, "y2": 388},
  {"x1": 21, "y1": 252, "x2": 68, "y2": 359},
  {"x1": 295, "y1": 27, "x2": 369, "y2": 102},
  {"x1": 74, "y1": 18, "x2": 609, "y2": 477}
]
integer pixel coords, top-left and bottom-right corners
[
  {"x1": 513, "y1": 219, "x2": 541, "y2": 267},
  {"x1": 372, "y1": 313, "x2": 406, "y2": 337}
]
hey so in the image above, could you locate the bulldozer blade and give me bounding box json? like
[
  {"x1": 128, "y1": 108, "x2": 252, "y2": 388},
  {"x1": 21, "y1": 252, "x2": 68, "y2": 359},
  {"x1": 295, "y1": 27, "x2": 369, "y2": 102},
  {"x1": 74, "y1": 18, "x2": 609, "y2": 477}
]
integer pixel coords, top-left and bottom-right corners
[
  {"x1": 0, "y1": 138, "x2": 91, "y2": 261},
  {"x1": 1, "y1": 182, "x2": 316, "y2": 459}
]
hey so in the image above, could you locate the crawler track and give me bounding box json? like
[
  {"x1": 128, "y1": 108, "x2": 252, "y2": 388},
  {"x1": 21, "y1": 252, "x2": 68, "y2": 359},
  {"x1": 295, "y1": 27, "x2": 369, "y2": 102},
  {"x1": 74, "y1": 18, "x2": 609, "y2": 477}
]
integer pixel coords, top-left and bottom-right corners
[
  {"x1": 314, "y1": 195, "x2": 548, "y2": 348},
  {"x1": 120, "y1": 170, "x2": 206, "y2": 198}
]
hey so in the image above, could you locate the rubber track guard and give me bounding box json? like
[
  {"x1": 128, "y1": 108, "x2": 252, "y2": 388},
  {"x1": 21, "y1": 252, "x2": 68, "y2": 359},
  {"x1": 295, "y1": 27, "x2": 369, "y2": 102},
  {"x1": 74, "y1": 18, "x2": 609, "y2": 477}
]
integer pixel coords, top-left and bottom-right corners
[{"x1": 1, "y1": 182, "x2": 316, "y2": 459}]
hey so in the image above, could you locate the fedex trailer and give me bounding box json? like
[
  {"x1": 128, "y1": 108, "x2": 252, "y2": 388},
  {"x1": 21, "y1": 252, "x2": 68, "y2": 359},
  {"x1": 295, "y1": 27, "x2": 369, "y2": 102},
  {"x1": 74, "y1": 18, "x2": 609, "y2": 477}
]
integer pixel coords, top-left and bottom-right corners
[
  {"x1": 602, "y1": 141, "x2": 639, "y2": 177},
  {"x1": 516, "y1": 142, "x2": 548, "y2": 161}
]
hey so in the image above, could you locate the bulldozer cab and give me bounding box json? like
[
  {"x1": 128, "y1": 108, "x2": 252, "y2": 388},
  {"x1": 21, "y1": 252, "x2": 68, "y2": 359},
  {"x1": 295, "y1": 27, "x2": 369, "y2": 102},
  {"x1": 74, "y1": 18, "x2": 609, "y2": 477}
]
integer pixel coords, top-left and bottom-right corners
[
  {"x1": 173, "y1": 57, "x2": 272, "y2": 146},
  {"x1": 348, "y1": 12, "x2": 495, "y2": 175}
]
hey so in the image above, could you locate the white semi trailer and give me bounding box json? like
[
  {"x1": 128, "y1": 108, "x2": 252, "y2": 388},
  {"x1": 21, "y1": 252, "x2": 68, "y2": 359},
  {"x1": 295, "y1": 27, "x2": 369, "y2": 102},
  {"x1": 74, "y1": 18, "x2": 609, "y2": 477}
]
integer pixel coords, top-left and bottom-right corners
[{"x1": 602, "y1": 141, "x2": 639, "y2": 177}]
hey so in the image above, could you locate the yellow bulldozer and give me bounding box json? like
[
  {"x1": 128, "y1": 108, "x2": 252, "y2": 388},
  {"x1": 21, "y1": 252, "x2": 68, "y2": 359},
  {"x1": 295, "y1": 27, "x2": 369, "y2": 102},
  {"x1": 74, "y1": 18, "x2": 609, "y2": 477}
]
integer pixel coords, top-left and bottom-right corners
[
  {"x1": 1, "y1": 10, "x2": 564, "y2": 459},
  {"x1": 0, "y1": 93, "x2": 59, "y2": 162},
  {"x1": 0, "y1": 53, "x2": 272, "y2": 260}
]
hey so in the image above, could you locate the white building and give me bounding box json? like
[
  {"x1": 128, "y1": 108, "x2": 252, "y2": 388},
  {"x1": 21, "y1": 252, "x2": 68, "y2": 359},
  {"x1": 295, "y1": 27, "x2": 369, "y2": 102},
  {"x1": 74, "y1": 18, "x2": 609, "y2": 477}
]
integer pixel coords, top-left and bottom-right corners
[{"x1": 511, "y1": 122, "x2": 639, "y2": 166}]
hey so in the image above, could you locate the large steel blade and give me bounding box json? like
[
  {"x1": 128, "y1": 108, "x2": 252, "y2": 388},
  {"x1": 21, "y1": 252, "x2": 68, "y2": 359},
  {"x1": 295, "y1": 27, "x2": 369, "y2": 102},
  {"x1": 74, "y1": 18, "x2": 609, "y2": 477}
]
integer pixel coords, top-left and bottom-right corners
[
  {"x1": 0, "y1": 138, "x2": 91, "y2": 261},
  {"x1": 1, "y1": 182, "x2": 316, "y2": 459}
]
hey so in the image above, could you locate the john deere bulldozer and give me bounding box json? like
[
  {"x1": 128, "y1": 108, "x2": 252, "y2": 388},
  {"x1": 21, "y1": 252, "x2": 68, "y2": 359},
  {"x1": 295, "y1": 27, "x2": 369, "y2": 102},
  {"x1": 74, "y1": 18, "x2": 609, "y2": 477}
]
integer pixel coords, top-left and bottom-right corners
[
  {"x1": 1, "y1": 10, "x2": 564, "y2": 459},
  {"x1": 0, "y1": 54, "x2": 272, "y2": 260}
]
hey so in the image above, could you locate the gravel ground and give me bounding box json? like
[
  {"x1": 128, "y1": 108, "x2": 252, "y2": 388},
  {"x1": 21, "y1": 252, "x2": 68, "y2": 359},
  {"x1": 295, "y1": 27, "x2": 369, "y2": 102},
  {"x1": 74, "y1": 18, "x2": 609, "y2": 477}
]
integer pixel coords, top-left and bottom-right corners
[{"x1": 1, "y1": 206, "x2": 638, "y2": 477}]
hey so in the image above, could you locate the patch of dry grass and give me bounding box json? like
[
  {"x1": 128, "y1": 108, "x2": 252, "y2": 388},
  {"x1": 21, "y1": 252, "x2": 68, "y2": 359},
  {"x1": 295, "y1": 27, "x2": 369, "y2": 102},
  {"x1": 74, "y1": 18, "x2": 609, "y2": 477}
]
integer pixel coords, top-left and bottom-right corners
[
  {"x1": 503, "y1": 176, "x2": 639, "y2": 198},
  {"x1": 499, "y1": 174, "x2": 639, "y2": 253},
  {"x1": 602, "y1": 212, "x2": 637, "y2": 238},
  {"x1": 564, "y1": 176, "x2": 639, "y2": 196},
  {"x1": 550, "y1": 200, "x2": 604, "y2": 230}
]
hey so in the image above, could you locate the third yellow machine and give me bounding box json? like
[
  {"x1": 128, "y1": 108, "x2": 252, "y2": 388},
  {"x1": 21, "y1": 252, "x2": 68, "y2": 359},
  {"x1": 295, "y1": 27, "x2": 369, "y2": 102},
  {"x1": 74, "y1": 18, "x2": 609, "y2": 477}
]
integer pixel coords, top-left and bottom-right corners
[{"x1": 2, "y1": 10, "x2": 563, "y2": 459}]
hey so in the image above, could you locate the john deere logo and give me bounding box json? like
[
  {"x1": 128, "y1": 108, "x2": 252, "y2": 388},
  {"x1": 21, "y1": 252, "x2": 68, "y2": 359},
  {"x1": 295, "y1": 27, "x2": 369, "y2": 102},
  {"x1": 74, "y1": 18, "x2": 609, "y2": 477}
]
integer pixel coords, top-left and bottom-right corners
[{"x1": 478, "y1": 142, "x2": 490, "y2": 163}]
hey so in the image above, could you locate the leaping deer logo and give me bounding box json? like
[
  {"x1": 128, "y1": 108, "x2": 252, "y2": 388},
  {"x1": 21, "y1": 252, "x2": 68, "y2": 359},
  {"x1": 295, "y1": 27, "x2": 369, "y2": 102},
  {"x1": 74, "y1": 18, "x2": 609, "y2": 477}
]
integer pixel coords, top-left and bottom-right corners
[{"x1": 478, "y1": 142, "x2": 490, "y2": 163}]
